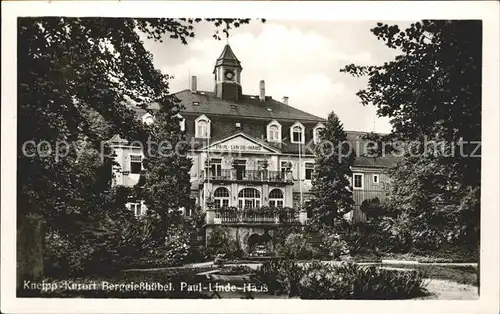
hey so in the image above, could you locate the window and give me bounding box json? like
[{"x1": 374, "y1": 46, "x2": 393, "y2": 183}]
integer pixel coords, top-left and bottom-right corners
[
  {"x1": 238, "y1": 188, "x2": 261, "y2": 209},
  {"x1": 128, "y1": 202, "x2": 142, "y2": 216},
  {"x1": 195, "y1": 115, "x2": 210, "y2": 138},
  {"x1": 290, "y1": 122, "x2": 305, "y2": 144},
  {"x1": 269, "y1": 125, "x2": 279, "y2": 141},
  {"x1": 313, "y1": 123, "x2": 325, "y2": 144},
  {"x1": 267, "y1": 120, "x2": 282, "y2": 142},
  {"x1": 210, "y1": 158, "x2": 222, "y2": 177},
  {"x1": 130, "y1": 155, "x2": 142, "y2": 174},
  {"x1": 373, "y1": 174, "x2": 379, "y2": 184},
  {"x1": 213, "y1": 187, "x2": 230, "y2": 209},
  {"x1": 353, "y1": 173, "x2": 364, "y2": 190},
  {"x1": 257, "y1": 160, "x2": 268, "y2": 170},
  {"x1": 305, "y1": 162, "x2": 314, "y2": 180},
  {"x1": 280, "y1": 161, "x2": 290, "y2": 174},
  {"x1": 269, "y1": 189, "x2": 284, "y2": 208}
]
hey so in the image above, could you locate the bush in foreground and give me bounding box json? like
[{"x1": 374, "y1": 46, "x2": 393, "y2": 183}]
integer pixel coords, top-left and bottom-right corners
[
  {"x1": 254, "y1": 259, "x2": 305, "y2": 297},
  {"x1": 256, "y1": 260, "x2": 427, "y2": 299}
]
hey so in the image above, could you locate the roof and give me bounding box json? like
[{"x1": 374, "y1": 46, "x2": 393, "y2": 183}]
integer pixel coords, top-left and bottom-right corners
[
  {"x1": 174, "y1": 89, "x2": 325, "y2": 122},
  {"x1": 214, "y1": 44, "x2": 242, "y2": 69}
]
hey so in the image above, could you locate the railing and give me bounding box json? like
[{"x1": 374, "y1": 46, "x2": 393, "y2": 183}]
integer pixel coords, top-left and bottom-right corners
[
  {"x1": 204, "y1": 169, "x2": 291, "y2": 183},
  {"x1": 209, "y1": 169, "x2": 232, "y2": 180},
  {"x1": 213, "y1": 208, "x2": 298, "y2": 224}
]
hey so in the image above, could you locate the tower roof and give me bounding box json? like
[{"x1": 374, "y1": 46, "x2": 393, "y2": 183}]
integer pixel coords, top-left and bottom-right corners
[{"x1": 214, "y1": 44, "x2": 242, "y2": 69}]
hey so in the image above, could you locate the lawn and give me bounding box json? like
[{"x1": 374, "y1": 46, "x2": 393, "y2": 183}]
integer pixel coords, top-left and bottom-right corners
[{"x1": 381, "y1": 263, "x2": 478, "y2": 286}]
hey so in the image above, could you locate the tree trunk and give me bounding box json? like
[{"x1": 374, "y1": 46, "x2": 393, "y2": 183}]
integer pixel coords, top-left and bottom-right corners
[{"x1": 17, "y1": 212, "x2": 44, "y2": 294}]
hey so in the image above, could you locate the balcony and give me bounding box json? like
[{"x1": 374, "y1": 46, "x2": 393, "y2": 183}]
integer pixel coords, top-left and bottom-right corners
[
  {"x1": 203, "y1": 169, "x2": 292, "y2": 184},
  {"x1": 208, "y1": 207, "x2": 300, "y2": 225}
]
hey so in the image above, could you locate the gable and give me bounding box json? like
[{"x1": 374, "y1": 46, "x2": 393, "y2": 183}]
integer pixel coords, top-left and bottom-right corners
[{"x1": 202, "y1": 133, "x2": 280, "y2": 154}]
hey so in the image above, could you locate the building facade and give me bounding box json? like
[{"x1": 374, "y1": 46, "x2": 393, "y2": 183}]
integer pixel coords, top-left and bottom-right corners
[{"x1": 110, "y1": 44, "x2": 395, "y2": 254}]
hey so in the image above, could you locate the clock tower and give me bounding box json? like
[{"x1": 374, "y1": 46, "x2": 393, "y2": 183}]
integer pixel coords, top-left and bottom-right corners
[{"x1": 213, "y1": 44, "x2": 242, "y2": 101}]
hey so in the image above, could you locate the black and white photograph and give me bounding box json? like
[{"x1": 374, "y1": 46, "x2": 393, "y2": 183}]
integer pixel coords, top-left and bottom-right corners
[{"x1": 1, "y1": 1, "x2": 499, "y2": 314}]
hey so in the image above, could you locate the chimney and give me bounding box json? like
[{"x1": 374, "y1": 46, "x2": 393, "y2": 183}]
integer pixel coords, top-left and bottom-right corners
[
  {"x1": 191, "y1": 76, "x2": 197, "y2": 93},
  {"x1": 259, "y1": 80, "x2": 265, "y2": 101},
  {"x1": 282, "y1": 96, "x2": 289, "y2": 105}
]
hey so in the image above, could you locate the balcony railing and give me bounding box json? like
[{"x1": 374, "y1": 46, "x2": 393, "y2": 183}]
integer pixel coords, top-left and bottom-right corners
[
  {"x1": 211, "y1": 207, "x2": 299, "y2": 224},
  {"x1": 204, "y1": 169, "x2": 292, "y2": 183}
]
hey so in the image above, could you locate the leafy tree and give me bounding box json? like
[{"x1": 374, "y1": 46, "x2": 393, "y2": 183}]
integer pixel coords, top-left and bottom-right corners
[
  {"x1": 341, "y1": 21, "x2": 481, "y2": 255},
  {"x1": 360, "y1": 197, "x2": 390, "y2": 219},
  {"x1": 386, "y1": 145, "x2": 480, "y2": 249},
  {"x1": 341, "y1": 20, "x2": 481, "y2": 144},
  {"x1": 17, "y1": 17, "x2": 263, "y2": 281},
  {"x1": 309, "y1": 112, "x2": 355, "y2": 227},
  {"x1": 133, "y1": 99, "x2": 194, "y2": 231}
]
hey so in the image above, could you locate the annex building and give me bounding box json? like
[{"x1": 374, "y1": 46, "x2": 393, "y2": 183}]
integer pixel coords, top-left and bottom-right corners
[{"x1": 110, "y1": 44, "x2": 397, "y2": 254}]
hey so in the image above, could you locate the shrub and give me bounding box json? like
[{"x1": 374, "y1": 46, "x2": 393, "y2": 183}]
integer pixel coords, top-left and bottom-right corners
[
  {"x1": 320, "y1": 230, "x2": 350, "y2": 260},
  {"x1": 353, "y1": 266, "x2": 427, "y2": 299},
  {"x1": 44, "y1": 231, "x2": 93, "y2": 277},
  {"x1": 205, "y1": 227, "x2": 243, "y2": 259},
  {"x1": 360, "y1": 197, "x2": 389, "y2": 219},
  {"x1": 256, "y1": 260, "x2": 427, "y2": 300},
  {"x1": 299, "y1": 262, "x2": 357, "y2": 299},
  {"x1": 255, "y1": 260, "x2": 304, "y2": 297},
  {"x1": 218, "y1": 265, "x2": 255, "y2": 275},
  {"x1": 279, "y1": 233, "x2": 314, "y2": 259},
  {"x1": 378, "y1": 213, "x2": 413, "y2": 252},
  {"x1": 135, "y1": 225, "x2": 191, "y2": 268}
]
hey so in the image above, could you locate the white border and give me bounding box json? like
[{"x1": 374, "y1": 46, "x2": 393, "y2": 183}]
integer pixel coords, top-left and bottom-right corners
[{"x1": 2, "y1": 1, "x2": 499, "y2": 314}]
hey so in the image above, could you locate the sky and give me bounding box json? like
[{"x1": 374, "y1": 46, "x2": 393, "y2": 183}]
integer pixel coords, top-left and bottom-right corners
[{"x1": 142, "y1": 20, "x2": 410, "y2": 133}]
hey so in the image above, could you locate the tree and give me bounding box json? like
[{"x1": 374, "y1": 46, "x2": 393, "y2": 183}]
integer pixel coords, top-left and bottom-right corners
[
  {"x1": 309, "y1": 112, "x2": 355, "y2": 227},
  {"x1": 135, "y1": 98, "x2": 194, "y2": 231},
  {"x1": 341, "y1": 20, "x2": 481, "y2": 145},
  {"x1": 340, "y1": 21, "x2": 480, "y2": 260},
  {"x1": 17, "y1": 17, "x2": 263, "y2": 283}
]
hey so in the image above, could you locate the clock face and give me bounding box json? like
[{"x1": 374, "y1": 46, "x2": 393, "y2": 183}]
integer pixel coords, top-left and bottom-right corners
[{"x1": 224, "y1": 70, "x2": 235, "y2": 80}]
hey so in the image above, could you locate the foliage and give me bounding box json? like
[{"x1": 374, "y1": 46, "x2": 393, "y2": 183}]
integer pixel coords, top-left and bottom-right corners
[
  {"x1": 279, "y1": 233, "x2": 315, "y2": 259},
  {"x1": 384, "y1": 153, "x2": 480, "y2": 249},
  {"x1": 309, "y1": 112, "x2": 355, "y2": 227},
  {"x1": 300, "y1": 262, "x2": 427, "y2": 299},
  {"x1": 338, "y1": 223, "x2": 385, "y2": 257},
  {"x1": 255, "y1": 260, "x2": 305, "y2": 297},
  {"x1": 153, "y1": 225, "x2": 191, "y2": 267},
  {"x1": 299, "y1": 262, "x2": 357, "y2": 299},
  {"x1": 360, "y1": 197, "x2": 391, "y2": 219},
  {"x1": 256, "y1": 260, "x2": 427, "y2": 299},
  {"x1": 218, "y1": 265, "x2": 255, "y2": 275},
  {"x1": 272, "y1": 225, "x2": 303, "y2": 255},
  {"x1": 351, "y1": 266, "x2": 427, "y2": 299},
  {"x1": 319, "y1": 229, "x2": 351, "y2": 260},
  {"x1": 191, "y1": 206, "x2": 207, "y2": 228},
  {"x1": 341, "y1": 20, "x2": 481, "y2": 252},
  {"x1": 205, "y1": 227, "x2": 243, "y2": 259},
  {"x1": 45, "y1": 205, "x2": 158, "y2": 276},
  {"x1": 18, "y1": 17, "x2": 263, "y2": 278},
  {"x1": 341, "y1": 20, "x2": 481, "y2": 144}
]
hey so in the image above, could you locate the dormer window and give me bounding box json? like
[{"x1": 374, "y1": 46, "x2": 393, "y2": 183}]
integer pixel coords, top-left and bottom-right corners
[
  {"x1": 290, "y1": 122, "x2": 305, "y2": 144},
  {"x1": 267, "y1": 120, "x2": 282, "y2": 143},
  {"x1": 195, "y1": 115, "x2": 211, "y2": 138},
  {"x1": 313, "y1": 122, "x2": 325, "y2": 144},
  {"x1": 176, "y1": 114, "x2": 185, "y2": 132},
  {"x1": 142, "y1": 113, "x2": 154, "y2": 125}
]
